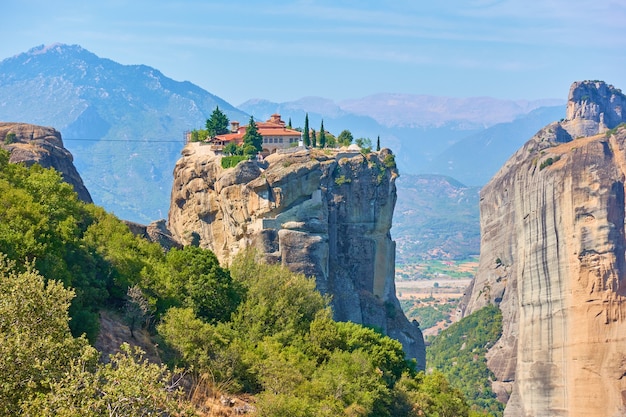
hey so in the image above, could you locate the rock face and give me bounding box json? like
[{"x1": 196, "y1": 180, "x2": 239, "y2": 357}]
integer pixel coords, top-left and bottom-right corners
[
  {"x1": 168, "y1": 145, "x2": 426, "y2": 367},
  {"x1": 462, "y1": 81, "x2": 626, "y2": 416},
  {"x1": 124, "y1": 219, "x2": 182, "y2": 251},
  {"x1": 0, "y1": 122, "x2": 92, "y2": 203}
]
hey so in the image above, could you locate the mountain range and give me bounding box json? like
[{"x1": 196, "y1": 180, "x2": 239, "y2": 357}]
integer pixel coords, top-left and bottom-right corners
[{"x1": 0, "y1": 44, "x2": 564, "y2": 249}]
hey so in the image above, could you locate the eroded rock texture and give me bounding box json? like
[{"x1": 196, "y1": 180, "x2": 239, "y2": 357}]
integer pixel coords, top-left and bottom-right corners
[
  {"x1": 462, "y1": 81, "x2": 626, "y2": 416},
  {"x1": 168, "y1": 145, "x2": 425, "y2": 367},
  {"x1": 0, "y1": 122, "x2": 92, "y2": 202}
]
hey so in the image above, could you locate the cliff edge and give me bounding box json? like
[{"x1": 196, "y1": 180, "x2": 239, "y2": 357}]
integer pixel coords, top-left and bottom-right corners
[
  {"x1": 0, "y1": 122, "x2": 92, "y2": 203},
  {"x1": 462, "y1": 81, "x2": 626, "y2": 417},
  {"x1": 168, "y1": 145, "x2": 425, "y2": 368}
]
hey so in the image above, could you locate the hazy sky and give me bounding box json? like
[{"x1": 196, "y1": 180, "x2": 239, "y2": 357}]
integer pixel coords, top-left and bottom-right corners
[{"x1": 2, "y1": 0, "x2": 625, "y2": 105}]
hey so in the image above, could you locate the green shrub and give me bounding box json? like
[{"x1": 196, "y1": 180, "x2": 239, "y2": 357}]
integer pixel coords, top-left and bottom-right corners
[
  {"x1": 221, "y1": 155, "x2": 248, "y2": 169},
  {"x1": 4, "y1": 132, "x2": 16, "y2": 144},
  {"x1": 335, "y1": 175, "x2": 351, "y2": 186}
]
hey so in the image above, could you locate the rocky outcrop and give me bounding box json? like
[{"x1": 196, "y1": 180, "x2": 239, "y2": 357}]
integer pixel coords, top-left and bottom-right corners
[
  {"x1": 124, "y1": 219, "x2": 182, "y2": 251},
  {"x1": 0, "y1": 122, "x2": 92, "y2": 203},
  {"x1": 168, "y1": 144, "x2": 425, "y2": 368},
  {"x1": 462, "y1": 81, "x2": 626, "y2": 416}
]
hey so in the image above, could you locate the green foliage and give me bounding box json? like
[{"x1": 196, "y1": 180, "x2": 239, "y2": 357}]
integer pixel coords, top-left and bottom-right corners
[
  {"x1": 400, "y1": 301, "x2": 456, "y2": 329},
  {"x1": 303, "y1": 113, "x2": 310, "y2": 146},
  {"x1": 229, "y1": 250, "x2": 328, "y2": 343},
  {"x1": 221, "y1": 155, "x2": 249, "y2": 168},
  {"x1": 539, "y1": 155, "x2": 560, "y2": 170},
  {"x1": 162, "y1": 246, "x2": 243, "y2": 322},
  {"x1": 0, "y1": 257, "x2": 91, "y2": 414},
  {"x1": 4, "y1": 131, "x2": 16, "y2": 144},
  {"x1": 427, "y1": 304, "x2": 504, "y2": 416},
  {"x1": 319, "y1": 120, "x2": 326, "y2": 147},
  {"x1": 0, "y1": 258, "x2": 190, "y2": 416},
  {"x1": 356, "y1": 137, "x2": 372, "y2": 153},
  {"x1": 383, "y1": 153, "x2": 396, "y2": 168},
  {"x1": 338, "y1": 129, "x2": 354, "y2": 146},
  {"x1": 334, "y1": 174, "x2": 351, "y2": 186},
  {"x1": 24, "y1": 343, "x2": 192, "y2": 416},
  {"x1": 205, "y1": 105, "x2": 230, "y2": 137},
  {"x1": 189, "y1": 128, "x2": 208, "y2": 142},
  {"x1": 311, "y1": 128, "x2": 317, "y2": 147},
  {"x1": 605, "y1": 122, "x2": 626, "y2": 137},
  {"x1": 0, "y1": 150, "x2": 475, "y2": 416},
  {"x1": 159, "y1": 249, "x2": 472, "y2": 416},
  {"x1": 223, "y1": 141, "x2": 241, "y2": 156},
  {"x1": 376, "y1": 135, "x2": 381, "y2": 151},
  {"x1": 242, "y1": 116, "x2": 263, "y2": 153}
]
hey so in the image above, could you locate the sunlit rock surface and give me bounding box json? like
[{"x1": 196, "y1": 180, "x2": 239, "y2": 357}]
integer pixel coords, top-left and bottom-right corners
[
  {"x1": 462, "y1": 81, "x2": 626, "y2": 416},
  {"x1": 168, "y1": 145, "x2": 425, "y2": 367}
]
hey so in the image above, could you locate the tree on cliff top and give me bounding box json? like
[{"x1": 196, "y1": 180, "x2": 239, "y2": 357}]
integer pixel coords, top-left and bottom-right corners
[
  {"x1": 243, "y1": 116, "x2": 263, "y2": 154},
  {"x1": 319, "y1": 120, "x2": 327, "y2": 148},
  {"x1": 303, "y1": 113, "x2": 310, "y2": 147},
  {"x1": 205, "y1": 106, "x2": 230, "y2": 138},
  {"x1": 338, "y1": 129, "x2": 354, "y2": 146}
]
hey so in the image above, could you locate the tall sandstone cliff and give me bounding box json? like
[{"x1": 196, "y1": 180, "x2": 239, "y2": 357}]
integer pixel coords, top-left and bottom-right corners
[
  {"x1": 168, "y1": 145, "x2": 426, "y2": 367},
  {"x1": 0, "y1": 122, "x2": 92, "y2": 202},
  {"x1": 462, "y1": 81, "x2": 626, "y2": 417}
]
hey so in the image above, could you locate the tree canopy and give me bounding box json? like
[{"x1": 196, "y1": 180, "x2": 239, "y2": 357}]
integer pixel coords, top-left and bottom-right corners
[
  {"x1": 338, "y1": 129, "x2": 354, "y2": 146},
  {"x1": 242, "y1": 116, "x2": 263, "y2": 154},
  {"x1": 205, "y1": 106, "x2": 230, "y2": 137}
]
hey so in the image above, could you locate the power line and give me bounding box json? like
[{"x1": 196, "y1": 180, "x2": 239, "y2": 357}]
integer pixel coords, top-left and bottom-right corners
[{"x1": 63, "y1": 138, "x2": 184, "y2": 143}]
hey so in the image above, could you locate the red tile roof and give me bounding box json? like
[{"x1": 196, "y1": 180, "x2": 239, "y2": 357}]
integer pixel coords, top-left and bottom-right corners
[{"x1": 212, "y1": 114, "x2": 300, "y2": 145}]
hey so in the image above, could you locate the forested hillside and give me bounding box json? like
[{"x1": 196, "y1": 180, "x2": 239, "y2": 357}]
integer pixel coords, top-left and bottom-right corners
[
  {"x1": 0, "y1": 149, "x2": 482, "y2": 416},
  {"x1": 427, "y1": 305, "x2": 504, "y2": 416}
]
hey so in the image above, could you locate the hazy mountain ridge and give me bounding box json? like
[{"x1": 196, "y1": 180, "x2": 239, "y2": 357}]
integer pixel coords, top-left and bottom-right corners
[
  {"x1": 240, "y1": 96, "x2": 566, "y2": 188},
  {"x1": 0, "y1": 43, "x2": 248, "y2": 222},
  {"x1": 338, "y1": 93, "x2": 564, "y2": 128},
  {"x1": 1, "y1": 43, "x2": 561, "y2": 249}
]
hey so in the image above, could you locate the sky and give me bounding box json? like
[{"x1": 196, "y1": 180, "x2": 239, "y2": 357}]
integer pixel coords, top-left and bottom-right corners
[{"x1": 2, "y1": 0, "x2": 625, "y2": 106}]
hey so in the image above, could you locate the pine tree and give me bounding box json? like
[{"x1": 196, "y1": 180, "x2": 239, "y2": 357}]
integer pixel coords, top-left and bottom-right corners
[
  {"x1": 376, "y1": 135, "x2": 380, "y2": 151},
  {"x1": 319, "y1": 120, "x2": 326, "y2": 148},
  {"x1": 243, "y1": 116, "x2": 263, "y2": 154},
  {"x1": 303, "y1": 113, "x2": 310, "y2": 147},
  {"x1": 205, "y1": 106, "x2": 230, "y2": 138}
]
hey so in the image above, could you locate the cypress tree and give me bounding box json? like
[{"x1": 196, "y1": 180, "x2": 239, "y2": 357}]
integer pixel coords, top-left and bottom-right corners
[
  {"x1": 376, "y1": 135, "x2": 380, "y2": 151},
  {"x1": 311, "y1": 128, "x2": 317, "y2": 147},
  {"x1": 287, "y1": 117, "x2": 292, "y2": 129},
  {"x1": 303, "y1": 114, "x2": 310, "y2": 147},
  {"x1": 319, "y1": 120, "x2": 326, "y2": 148},
  {"x1": 243, "y1": 116, "x2": 263, "y2": 154}
]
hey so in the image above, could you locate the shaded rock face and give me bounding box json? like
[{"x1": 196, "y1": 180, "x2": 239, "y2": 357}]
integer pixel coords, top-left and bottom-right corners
[
  {"x1": 0, "y1": 122, "x2": 92, "y2": 203},
  {"x1": 462, "y1": 81, "x2": 626, "y2": 417},
  {"x1": 124, "y1": 219, "x2": 181, "y2": 251},
  {"x1": 168, "y1": 145, "x2": 425, "y2": 368}
]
